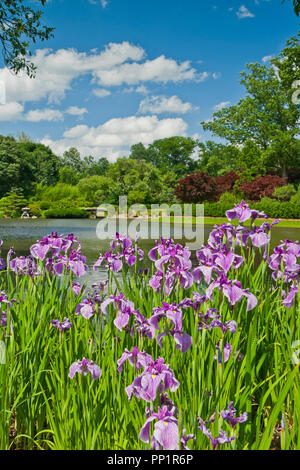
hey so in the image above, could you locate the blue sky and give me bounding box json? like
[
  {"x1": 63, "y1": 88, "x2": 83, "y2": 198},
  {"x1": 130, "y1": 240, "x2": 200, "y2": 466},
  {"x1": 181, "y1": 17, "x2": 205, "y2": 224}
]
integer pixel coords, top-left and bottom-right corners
[{"x1": 0, "y1": 0, "x2": 299, "y2": 160}]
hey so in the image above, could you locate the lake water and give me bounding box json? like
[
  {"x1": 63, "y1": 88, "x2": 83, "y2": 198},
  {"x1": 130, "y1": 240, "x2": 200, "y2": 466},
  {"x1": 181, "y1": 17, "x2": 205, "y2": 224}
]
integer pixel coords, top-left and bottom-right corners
[{"x1": 0, "y1": 218, "x2": 299, "y2": 284}]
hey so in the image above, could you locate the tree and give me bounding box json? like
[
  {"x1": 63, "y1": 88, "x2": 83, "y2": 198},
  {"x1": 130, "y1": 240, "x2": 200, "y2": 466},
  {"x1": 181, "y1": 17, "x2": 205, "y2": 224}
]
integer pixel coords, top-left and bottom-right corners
[
  {"x1": 130, "y1": 137, "x2": 198, "y2": 177},
  {"x1": 239, "y1": 175, "x2": 285, "y2": 201},
  {"x1": 262, "y1": 132, "x2": 300, "y2": 180},
  {"x1": 83, "y1": 156, "x2": 110, "y2": 176},
  {"x1": 174, "y1": 172, "x2": 218, "y2": 203},
  {"x1": 148, "y1": 137, "x2": 198, "y2": 177},
  {"x1": 129, "y1": 143, "x2": 155, "y2": 163},
  {"x1": 19, "y1": 141, "x2": 61, "y2": 186},
  {"x1": 214, "y1": 171, "x2": 241, "y2": 195},
  {"x1": 238, "y1": 140, "x2": 264, "y2": 178},
  {"x1": 197, "y1": 141, "x2": 240, "y2": 176},
  {"x1": 0, "y1": 135, "x2": 34, "y2": 197},
  {"x1": 284, "y1": 0, "x2": 300, "y2": 16},
  {"x1": 202, "y1": 34, "x2": 300, "y2": 179},
  {"x1": 0, "y1": 0, "x2": 54, "y2": 77},
  {"x1": 62, "y1": 148, "x2": 84, "y2": 173},
  {"x1": 0, "y1": 191, "x2": 27, "y2": 217},
  {"x1": 77, "y1": 175, "x2": 113, "y2": 205},
  {"x1": 59, "y1": 166, "x2": 80, "y2": 186}
]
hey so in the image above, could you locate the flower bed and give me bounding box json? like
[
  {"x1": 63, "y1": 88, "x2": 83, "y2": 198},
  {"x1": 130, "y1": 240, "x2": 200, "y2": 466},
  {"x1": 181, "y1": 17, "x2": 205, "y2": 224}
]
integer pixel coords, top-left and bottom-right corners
[{"x1": 0, "y1": 201, "x2": 299, "y2": 450}]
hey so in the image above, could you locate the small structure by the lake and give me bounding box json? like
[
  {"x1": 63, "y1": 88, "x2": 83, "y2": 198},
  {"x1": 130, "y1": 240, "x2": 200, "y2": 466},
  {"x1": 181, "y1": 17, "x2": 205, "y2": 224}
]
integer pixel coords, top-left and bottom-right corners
[
  {"x1": 21, "y1": 207, "x2": 31, "y2": 218},
  {"x1": 83, "y1": 207, "x2": 109, "y2": 219}
]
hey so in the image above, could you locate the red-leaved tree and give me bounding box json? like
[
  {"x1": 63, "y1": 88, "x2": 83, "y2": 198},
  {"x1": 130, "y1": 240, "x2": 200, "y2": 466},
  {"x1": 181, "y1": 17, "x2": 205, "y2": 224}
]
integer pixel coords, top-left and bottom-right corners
[
  {"x1": 239, "y1": 175, "x2": 285, "y2": 201},
  {"x1": 174, "y1": 172, "x2": 218, "y2": 203},
  {"x1": 214, "y1": 171, "x2": 241, "y2": 196}
]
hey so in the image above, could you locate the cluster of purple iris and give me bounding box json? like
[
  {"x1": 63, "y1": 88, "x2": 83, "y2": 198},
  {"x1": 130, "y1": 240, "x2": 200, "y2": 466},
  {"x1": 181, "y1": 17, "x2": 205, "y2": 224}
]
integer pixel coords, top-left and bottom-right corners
[
  {"x1": 74, "y1": 281, "x2": 107, "y2": 320},
  {"x1": 198, "y1": 401, "x2": 248, "y2": 450},
  {"x1": 0, "y1": 290, "x2": 14, "y2": 330},
  {"x1": 102, "y1": 293, "x2": 195, "y2": 353},
  {"x1": 117, "y1": 346, "x2": 194, "y2": 449},
  {"x1": 0, "y1": 239, "x2": 6, "y2": 271},
  {"x1": 3, "y1": 233, "x2": 88, "y2": 278},
  {"x1": 93, "y1": 233, "x2": 144, "y2": 273},
  {"x1": 268, "y1": 239, "x2": 300, "y2": 308},
  {"x1": 148, "y1": 239, "x2": 193, "y2": 296}
]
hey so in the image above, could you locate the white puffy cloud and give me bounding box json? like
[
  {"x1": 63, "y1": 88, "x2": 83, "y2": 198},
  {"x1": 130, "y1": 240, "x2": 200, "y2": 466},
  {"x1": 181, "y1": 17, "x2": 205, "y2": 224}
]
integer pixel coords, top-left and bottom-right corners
[
  {"x1": 93, "y1": 88, "x2": 111, "y2": 97},
  {"x1": 25, "y1": 108, "x2": 64, "y2": 122},
  {"x1": 213, "y1": 101, "x2": 231, "y2": 111},
  {"x1": 0, "y1": 102, "x2": 24, "y2": 121},
  {"x1": 41, "y1": 115, "x2": 188, "y2": 160},
  {"x1": 123, "y1": 85, "x2": 149, "y2": 94},
  {"x1": 138, "y1": 95, "x2": 197, "y2": 115},
  {"x1": 0, "y1": 42, "x2": 203, "y2": 105},
  {"x1": 136, "y1": 85, "x2": 149, "y2": 94},
  {"x1": 66, "y1": 106, "x2": 88, "y2": 116},
  {"x1": 236, "y1": 5, "x2": 255, "y2": 19},
  {"x1": 93, "y1": 56, "x2": 202, "y2": 86}
]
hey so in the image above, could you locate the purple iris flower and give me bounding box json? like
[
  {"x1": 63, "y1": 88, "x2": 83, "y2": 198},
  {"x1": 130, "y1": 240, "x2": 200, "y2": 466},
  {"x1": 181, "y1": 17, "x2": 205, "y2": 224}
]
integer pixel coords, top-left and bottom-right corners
[
  {"x1": 249, "y1": 227, "x2": 270, "y2": 248},
  {"x1": 160, "y1": 329, "x2": 193, "y2": 353},
  {"x1": 72, "y1": 282, "x2": 82, "y2": 296},
  {"x1": 160, "y1": 392, "x2": 176, "y2": 411},
  {"x1": 30, "y1": 233, "x2": 81, "y2": 263},
  {"x1": 94, "y1": 234, "x2": 143, "y2": 273},
  {"x1": 181, "y1": 292, "x2": 207, "y2": 312},
  {"x1": 30, "y1": 241, "x2": 51, "y2": 261},
  {"x1": 148, "y1": 239, "x2": 192, "y2": 296},
  {"x1": 221, "y1": 402, "x2": 248, "y2": 427},
  {"x1": 215, "y1": 341, "x2": 242, "y2": 364},
  {"x1": 207, "y1": 319, "x2": 237, "y2": 334},
  {"x1": 208, "y1": 224, "x2": 236, "y2": 248},
  {"x1": 150, "y1": 302, "x2": 183, "y2": 331},
  {"x1": 9, "y1": 256, "x2": 40, "y2": 278},
  {"x1": 110, "y1": 232, "x2": 132, "y2": 251},
  {"x1": 126, "y1": 357, "x2": 180, "y2": 403},
  {"x1": 282, "y1": 284, "x2": 298, "y2": 308},
  {"x1": 0, "y1": 311, "x2": 7, "y2": 328},
  {"x1": 0, "y1": 291, "x2": 14, "y2": 330},
  {"x1": 93, "y1": 251, "x2": 123, "y2": 273},
  {"x1": 181, "y1": 429, "x2": 196, "y2": 450},
  {"x1": 51, "y1": 318, "x2": 73, "y2": 332},
  {"x1": 132, "y1": 312, "x2": 156, "y2": 340},
  {"x1": 149, "y1": 302, "x2": 193, "y2": 352},
  {"x1": 206, "y1": 274, "x2": 257, "y2": 311},
  {"x1": 0, "y1": 258, "x2": 6, "y2": 271},
  {"x1": 75, "y1": 299, "x2": 95, "y2": 319},
  {"x1": 215, "y1": 250, "x2": 244, "y2": 273},
  {"x1": 117, "y1": 347, "x2": 153, "y2": 372},
  {"x1": 110, "y1": 233, "x2": 144, "y2": 267},
  {"x1": 199, "y1": 423, "x2": 235, "y2": 450},
  {"x1": 101, "y1": 293, "x2": 137, "y2": 330},
  {"x1": 226, "y1": 200, "x2": 264, "y2": 224},
  {"x1": 67, "y1": 250, "x2": 87, "y2": 277},
  {"x1": 194, "y1": 244, "x2": 244, "y2": 285},
  {"x1": 69, "y1": 358, "x2": 101, "y2": 380},
  {"x1": 139, "y1": 406, "x2": 179, "y2": 450}
]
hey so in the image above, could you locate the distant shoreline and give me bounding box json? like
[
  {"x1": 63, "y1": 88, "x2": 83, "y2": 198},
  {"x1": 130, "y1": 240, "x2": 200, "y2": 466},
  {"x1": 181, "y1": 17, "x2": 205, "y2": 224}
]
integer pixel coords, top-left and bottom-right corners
[{"x1": 1, "y1": 215, "x2": 300, "y2": 229}]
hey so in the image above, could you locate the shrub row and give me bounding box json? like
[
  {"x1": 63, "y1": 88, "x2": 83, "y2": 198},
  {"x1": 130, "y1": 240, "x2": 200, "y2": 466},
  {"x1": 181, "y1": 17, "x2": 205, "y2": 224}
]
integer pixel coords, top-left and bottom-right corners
[
  {"x1": 203, "y1": 198, "x2": 300, "y2": 219},
  {"x1": 44, "y1": 208, "x2": 89, "y2": 219}
]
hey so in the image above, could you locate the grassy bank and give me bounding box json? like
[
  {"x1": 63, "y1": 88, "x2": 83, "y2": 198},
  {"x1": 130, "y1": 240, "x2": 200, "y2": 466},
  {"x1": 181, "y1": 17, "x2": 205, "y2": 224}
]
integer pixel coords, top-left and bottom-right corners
[{"x1": 157, "y1": 216, "x2": 300, "y2": 228}]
